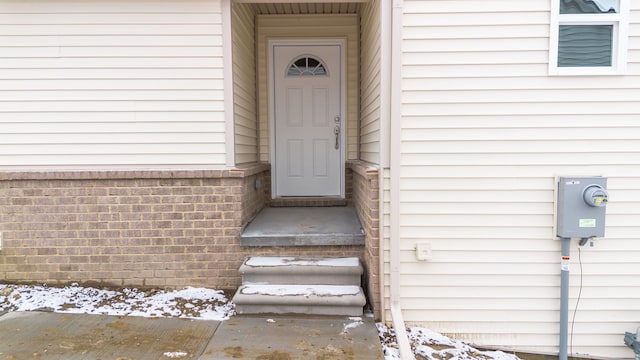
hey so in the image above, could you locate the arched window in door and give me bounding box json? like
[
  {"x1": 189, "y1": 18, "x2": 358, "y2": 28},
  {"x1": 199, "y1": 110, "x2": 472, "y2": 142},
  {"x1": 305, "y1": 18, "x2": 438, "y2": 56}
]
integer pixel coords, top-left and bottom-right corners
[{"x1": 287, "y1": 56, "x2": 328, "y2": 76}]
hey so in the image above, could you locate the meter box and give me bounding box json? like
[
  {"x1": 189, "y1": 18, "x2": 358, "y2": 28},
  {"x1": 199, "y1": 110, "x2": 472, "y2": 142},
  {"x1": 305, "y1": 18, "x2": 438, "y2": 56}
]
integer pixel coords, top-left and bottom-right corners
[{"x1": 557, "y1": 176, "x2": 608, "y2": 238}]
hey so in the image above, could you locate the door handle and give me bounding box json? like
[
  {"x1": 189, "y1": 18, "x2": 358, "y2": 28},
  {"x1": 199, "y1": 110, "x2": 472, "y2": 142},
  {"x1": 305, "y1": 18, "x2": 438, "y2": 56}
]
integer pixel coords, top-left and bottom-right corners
[{"x1": 333, "y1": 125, "x2": 340, "y2": 149}]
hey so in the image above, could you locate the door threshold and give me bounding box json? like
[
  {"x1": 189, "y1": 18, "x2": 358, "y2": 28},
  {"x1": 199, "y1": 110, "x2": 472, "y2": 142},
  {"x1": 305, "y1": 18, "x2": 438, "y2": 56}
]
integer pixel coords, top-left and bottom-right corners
[{"x1": 270, "y1": 197, "x2": 347, "y2": 207}]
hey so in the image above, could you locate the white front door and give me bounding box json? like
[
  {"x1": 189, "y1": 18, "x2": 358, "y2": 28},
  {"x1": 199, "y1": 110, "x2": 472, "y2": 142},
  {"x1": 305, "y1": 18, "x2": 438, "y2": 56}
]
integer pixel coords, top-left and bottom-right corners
[{"x1": 272, "y1": 43, "x2": 343, "y2": 197}]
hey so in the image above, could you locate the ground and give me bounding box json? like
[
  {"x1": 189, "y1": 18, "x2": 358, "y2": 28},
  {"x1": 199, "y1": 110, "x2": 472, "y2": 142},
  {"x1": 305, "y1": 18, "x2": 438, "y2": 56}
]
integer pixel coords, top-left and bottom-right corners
[{"x1": 0, "y1": 283, "x2": 522, "y2": 360}]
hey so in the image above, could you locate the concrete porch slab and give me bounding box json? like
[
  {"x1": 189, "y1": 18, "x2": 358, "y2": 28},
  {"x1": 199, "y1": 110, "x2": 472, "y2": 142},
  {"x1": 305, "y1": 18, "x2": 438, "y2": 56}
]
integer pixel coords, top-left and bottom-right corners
[{"x1": 240, "y1": 206, "x2": 365, "y2": 246}]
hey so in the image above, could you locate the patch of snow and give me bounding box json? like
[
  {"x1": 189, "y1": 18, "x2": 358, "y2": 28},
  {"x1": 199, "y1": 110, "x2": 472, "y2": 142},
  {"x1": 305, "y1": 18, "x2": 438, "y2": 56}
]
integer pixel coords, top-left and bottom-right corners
[
  {"x1": 163, "y1": 351, "x2": 188, "y2": 358},
  {"x1": 0, "y1": 283, "x2": 234, "y2": 321},
  {"x1": 377, "y1": 323, "x2": 522, "y2": 360},
  {"x1": 342, "y1": 317, "x2": 364, "y2": 334},
  {"x1": 378, "y1": 323, "x2": 401, "y2": 360},
  {"x1": 245, "y1": 256, "x2": 359, "y2": 267},
  {"x1": 0, "y1": 283, "x2": 118, "y2": 312},
  {"x1": 240, "y1": 284, "x2": 361, "y2": 296}
]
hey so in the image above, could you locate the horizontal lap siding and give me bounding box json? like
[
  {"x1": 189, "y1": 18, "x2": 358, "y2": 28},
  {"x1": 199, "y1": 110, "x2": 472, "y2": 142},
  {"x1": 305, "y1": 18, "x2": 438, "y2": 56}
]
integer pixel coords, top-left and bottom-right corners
[
  {"x1": 0, "y1": 0, "x2": 226, "y2": 169},
  {"x1": 359, "y1": 0, "x2": 381, "y2": 164},
  {"x1": 232, "y1": 3, "x2": 258, "y2": 164},
  {"x1": 399, "y1": 0, "x2": 640, "y2": 357}
]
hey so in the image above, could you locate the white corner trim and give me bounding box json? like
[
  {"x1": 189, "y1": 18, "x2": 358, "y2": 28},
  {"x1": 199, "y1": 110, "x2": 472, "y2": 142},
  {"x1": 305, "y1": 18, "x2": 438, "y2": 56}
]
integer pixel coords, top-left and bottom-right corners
[{"x1": 379, "y1": 0, "x2": 392, "y2": 169}]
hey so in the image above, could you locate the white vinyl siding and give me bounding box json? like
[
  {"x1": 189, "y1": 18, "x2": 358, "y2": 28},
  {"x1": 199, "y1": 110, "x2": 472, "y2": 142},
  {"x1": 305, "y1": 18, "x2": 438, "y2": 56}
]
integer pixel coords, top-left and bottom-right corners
[
  {"x1": 256, "y1": 14, "x2": 359, "y2": 162},
  {"x1": 359, "y1": 0, "x2": 381, "y2": 164},
  {"x1": 396, "y1": 0, "x2": 640, "y2": 358},
  {"x1": 232, "y1": 3, "x2": 258, "y2": 164},
  {"x1": 0, "y1": 0, "x2": 226, "y2": 169}
]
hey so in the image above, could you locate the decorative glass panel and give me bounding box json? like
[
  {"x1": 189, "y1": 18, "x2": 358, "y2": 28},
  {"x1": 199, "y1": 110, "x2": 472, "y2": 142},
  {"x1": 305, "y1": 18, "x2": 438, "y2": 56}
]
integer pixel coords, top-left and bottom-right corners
[
  {"x1": 287, "y1": 56, "x2": 327, "y2": 76},
  {"x1": 560, "y1": 0, "x2": 619, "y2": 14},
  {"x1": 558, "y1": 25, "x2": 613, "y2": 67}
]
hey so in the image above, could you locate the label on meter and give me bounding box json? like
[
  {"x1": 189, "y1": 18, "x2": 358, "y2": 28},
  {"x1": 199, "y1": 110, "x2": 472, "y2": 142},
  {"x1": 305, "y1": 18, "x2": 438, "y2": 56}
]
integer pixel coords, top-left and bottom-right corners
[
  {"x1": 579, "y1": 219, "x2": 596, "y2": 228},
  {"x1": 561, "y1": 256, "x2": 570, "y2": 271}
]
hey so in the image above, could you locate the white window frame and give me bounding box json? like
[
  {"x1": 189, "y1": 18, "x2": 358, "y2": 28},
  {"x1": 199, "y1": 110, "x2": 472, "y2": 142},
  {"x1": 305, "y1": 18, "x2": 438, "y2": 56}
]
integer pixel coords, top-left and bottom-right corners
[{"x1": 549, "y1": 0, "x2": 630, "y2": 75}]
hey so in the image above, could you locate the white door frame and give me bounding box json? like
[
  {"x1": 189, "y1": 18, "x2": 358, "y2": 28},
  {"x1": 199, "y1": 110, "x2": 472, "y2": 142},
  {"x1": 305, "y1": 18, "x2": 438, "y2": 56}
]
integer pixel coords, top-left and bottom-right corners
[{"x1": 268, "y1": 38, "x2": 346, "y2": 198}]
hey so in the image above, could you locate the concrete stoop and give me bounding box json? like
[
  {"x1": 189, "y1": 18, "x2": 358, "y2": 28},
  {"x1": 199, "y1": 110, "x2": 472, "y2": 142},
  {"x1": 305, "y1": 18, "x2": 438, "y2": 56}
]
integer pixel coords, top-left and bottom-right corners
[{"x1": 232, "y1": 256, "x2": 366, "y2": 316}]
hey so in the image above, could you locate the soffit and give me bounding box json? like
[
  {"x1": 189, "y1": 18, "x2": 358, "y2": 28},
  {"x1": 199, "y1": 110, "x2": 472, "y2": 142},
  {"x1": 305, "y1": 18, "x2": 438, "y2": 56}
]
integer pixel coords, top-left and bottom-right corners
[{"x1": 249, "y1": 2, "x2": 362, "y2": 15}]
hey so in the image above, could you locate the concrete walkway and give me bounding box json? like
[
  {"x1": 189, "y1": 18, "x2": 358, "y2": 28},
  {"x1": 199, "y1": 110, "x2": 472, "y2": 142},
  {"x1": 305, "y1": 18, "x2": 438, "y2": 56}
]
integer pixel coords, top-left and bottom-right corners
[
  {"x1": 202, "y1": 315, "x2": 382, "y2": 359},
  {"x1": 0, "y1": 311, "x2": 383, "y2": 359}
]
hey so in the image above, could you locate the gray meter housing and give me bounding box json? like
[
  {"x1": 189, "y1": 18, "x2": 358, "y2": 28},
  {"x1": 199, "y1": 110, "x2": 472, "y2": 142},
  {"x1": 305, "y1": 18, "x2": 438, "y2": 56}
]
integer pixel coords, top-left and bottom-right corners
[{"x1": 556, "y1": 176, "x2": 608, "y2": 238}]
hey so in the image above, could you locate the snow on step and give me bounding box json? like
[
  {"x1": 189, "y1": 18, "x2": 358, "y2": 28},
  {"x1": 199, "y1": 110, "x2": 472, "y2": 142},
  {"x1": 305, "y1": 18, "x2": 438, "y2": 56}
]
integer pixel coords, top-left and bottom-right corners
[
  {"x1": 233, "y1": 257, "x2": 367, "y2": 316},
  {"x1": 241, "y1": 284, "x2": 362, "y2": 297},
  {"x1": 239, "y1": 256, "x2": 363, "y2": 286},
  {"x1": 233, "y1": 284, "x2": 366, "y2": 316},
  {"x1": 245, "y1": 256, "x2": 359, "y2": 267}
]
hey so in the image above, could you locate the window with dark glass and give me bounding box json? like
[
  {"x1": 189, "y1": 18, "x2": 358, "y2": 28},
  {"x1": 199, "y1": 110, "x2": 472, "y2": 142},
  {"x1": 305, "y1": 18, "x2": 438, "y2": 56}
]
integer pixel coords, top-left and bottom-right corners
[
  {"x1": 560, "y1": 0, "x2": 618, "y2": 14},
  {"x1": 558, "y1": 24, "x2": 613, "y2": 67},
  {"x1": 557, "y1": 0, "x2": 618, "y2": 67},
  {"x1": 551, "y1": 0, "x2": 628, "y2": 74}
]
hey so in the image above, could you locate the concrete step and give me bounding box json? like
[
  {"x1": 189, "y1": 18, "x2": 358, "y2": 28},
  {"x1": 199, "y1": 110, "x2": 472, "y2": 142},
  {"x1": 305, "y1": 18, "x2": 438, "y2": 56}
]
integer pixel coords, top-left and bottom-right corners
[
  {"x1": 233, "y1": 257, "x2": 367, "y2": 316},
  {"x1": 232, "y1": 284, "x2": 366, "y2": 316},
  {"x1": 239, "y1": 256, "x2": 363, "y2": 286},
  {"x1": 240, "y1": 207, "x2": 365, "y2": 247}
]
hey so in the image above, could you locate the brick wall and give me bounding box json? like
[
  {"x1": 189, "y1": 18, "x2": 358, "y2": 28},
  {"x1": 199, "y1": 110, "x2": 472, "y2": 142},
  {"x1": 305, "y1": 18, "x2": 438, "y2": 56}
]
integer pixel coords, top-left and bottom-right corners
[
  {"x1": 348, "y1": 161, "x2": 381, "y2": 319},
  {"x1": 0, "y1": 163, "x2": 376, "y2": 306},
  {"x1": 0, "y1": 165, "x2": 270, "y2": 290}
]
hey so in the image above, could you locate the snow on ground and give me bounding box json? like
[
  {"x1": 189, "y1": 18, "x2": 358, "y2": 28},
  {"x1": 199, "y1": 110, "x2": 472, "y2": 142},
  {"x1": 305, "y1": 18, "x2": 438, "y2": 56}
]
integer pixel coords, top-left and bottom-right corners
[
  {"x1": 341, "y1": 316, "x2": 365, "y2": 335},
  {"x1": 0, "y1": 283, "x2": 234, "y2": 321},
  {"x1": 378, "y1": 322, "x2": 522, "y2": 360},
  {"x1": 0, "y1": 283, "x2": 521, "y2": 360}
]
